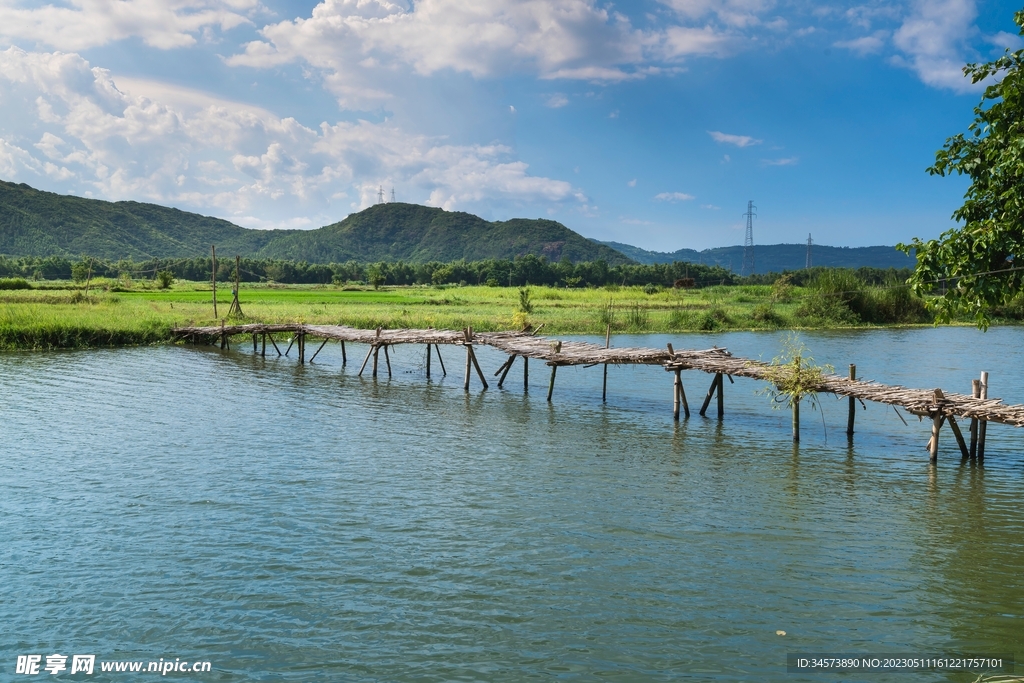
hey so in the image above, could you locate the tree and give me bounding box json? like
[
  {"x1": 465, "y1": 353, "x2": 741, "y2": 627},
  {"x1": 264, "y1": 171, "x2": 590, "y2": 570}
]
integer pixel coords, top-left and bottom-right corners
[{"x1": 897, "y1": 10, "x2": 1024, "y2": 329}]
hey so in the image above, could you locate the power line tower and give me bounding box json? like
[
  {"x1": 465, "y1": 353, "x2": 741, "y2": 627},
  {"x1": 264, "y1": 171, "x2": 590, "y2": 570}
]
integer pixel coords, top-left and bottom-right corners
[
  {"x1": 806, "y1": 233, "x2": 813, "y2": 269},
  {"x1": 377, "y1": 185, "x2": 385, "y2": 204},
  {"x1": 741, "y1": 200, "x2": 756, "y2": 276},
  {"x1": 390, "y1": 187, "x2": 396, "y2": 203}
]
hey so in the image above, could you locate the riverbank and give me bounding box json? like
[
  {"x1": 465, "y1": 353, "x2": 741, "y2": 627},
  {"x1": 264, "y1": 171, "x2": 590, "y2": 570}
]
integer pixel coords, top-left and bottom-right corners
[{"x1": 0, "y1": 280, "x2": 1010, "y2": 350}]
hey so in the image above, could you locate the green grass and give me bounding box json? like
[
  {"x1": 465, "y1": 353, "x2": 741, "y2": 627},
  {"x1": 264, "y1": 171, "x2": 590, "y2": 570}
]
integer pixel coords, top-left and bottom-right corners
[{"x1": 0, "y1": 279, "x2": 1009, "y2": 350}]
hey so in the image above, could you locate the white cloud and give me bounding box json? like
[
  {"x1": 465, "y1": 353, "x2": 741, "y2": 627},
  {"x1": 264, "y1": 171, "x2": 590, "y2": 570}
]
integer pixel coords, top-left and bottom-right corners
[
  {"x1": 708, "y1": 130, "x2": 761, "y2": 147},
  {"x1": 892, "y1": 0, "x2": 979, "y2": 92},
  {"x1": 627, "y1": 178, "x2": 636, "y2": 187},
  {"x1": 834, "y1": 30, "x2": 889, "y2": 56},
  {"x1": 545, "y1": 93, "x2": 569, "y2": 108},
  {"x1": 654, "y1": 191, "x2": 694, "y2": 202},
  {"x1": 0, "y1": 0, "x2": 259, "y2": 50},
  {"x1": 700, "y1": 203, "x2": 720, "y2": 209},
  {"x1": 0, "y1": 47, "x2": 584, "y2": 228},
  {"x1": 762, "y1": 156, "x2": 798, "y2": 166}
]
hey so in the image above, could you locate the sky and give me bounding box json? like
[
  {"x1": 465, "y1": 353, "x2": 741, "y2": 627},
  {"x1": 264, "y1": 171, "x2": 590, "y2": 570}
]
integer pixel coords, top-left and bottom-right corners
[{"x1": 0, "y1": 0, "x2": 1020, "y2": 251}]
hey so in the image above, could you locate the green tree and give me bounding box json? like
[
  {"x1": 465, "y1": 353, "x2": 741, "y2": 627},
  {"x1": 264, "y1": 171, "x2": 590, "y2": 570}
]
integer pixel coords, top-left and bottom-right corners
[{"x1": 898, "y1": 10, "x2": 1024, "y2": 329}]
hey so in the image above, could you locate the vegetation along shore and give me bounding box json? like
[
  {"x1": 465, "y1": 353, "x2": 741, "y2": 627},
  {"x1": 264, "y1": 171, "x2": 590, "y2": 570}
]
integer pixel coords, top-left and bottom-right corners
[{"x1": 2, "y1": 260, "x2": 1022, "y2": 350}]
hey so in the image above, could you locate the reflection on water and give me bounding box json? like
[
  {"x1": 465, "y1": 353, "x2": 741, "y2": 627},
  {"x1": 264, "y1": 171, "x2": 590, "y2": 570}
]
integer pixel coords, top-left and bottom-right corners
[{"x1": 1, "y1": 326, "x2": 1022, "y2": 681}]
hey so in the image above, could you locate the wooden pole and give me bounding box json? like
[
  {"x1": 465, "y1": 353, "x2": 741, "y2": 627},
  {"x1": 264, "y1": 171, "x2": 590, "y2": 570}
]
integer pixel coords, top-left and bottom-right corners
[
  {"x1": 716, "y1": 372, "x2": 724, "y2": 419},
  {"x1": 469, "y1": 347, "x2": 488, "y2": 389},
  {"x1": 220, "y1": 319, "x2": 226, "y2": 350},
  {"x1": 847, "y1": 364, "x2": 856, "y2": 437},
  {"x1": 699, "y1": 373, "x2": 719, "y2": 417},
  {"x1": 547, "y1": 364, "x2": 557, "y2": 402},
  {"x1": 425, "y1": 344, "x2": 431, "y2": 378},
  {"x1": 383, "y1": 345, "x2": 392, "y2": 377},
  {"x1": 978, "y1": 371, "x2": 989, "y2": 459},
  {"x1": 261, "y1": 332, "x2": 266, "y2": 357},
  {"x1": 793, "y1": 396, "x2": 800, "y2": 442},
  {"x1": 284, "y1": 337, "x2": 294, "y2": 356},
  {"x1": 673, "y1": 369, "x2": 681, "y2": 421},
  {"x1": 358, "y1": 345, "x2": 374, "y2": 376},
  {"x1": 678, "y1": 371, "x2": 689, "y2": 418},
  {"x1": 464, "y1": 329, "x2": 472, "y2": 391},
  {"x1": 948, "y1": 415, "x2": 970, "y2": 459},
  {"x1": 372, "y1": 344, "x2": 380, "y2": 378},
  {"x1": 970, "y1": 379, "x2": 980, "y2": 458},
  {"x1": 298, "y1": 332, "x2": 305, "y2": 364},
  {"x1": 309, "y1": 337, "x2": 329, "y2": 363},
  {"x1": 929, "y1": 413, "x2": 943, "y2": 462},
  {"x1": 211, "y1": 245, "x2": 217, "y2": 319},
  {"x1": 341, "y1": 340, "x2": 346, "y2": 366},
  {"x1": 523, "y1": 356, "x2": 528, "y2": 391},
  {"x1": 252, "y1": 333, "x2": 257, "y2": 352},
  {"x1": 267, "y1": 334, "x2": 281, "y2": 356},
  {"x1": 434, "y1": 344, "x2": 447, "y2": 376},
  {"x1": 602, "y1": 324, "x2": 611, "y2": 403},
  {"x1": 498, "y1": 355, "x2": 515, "y2": 388}
]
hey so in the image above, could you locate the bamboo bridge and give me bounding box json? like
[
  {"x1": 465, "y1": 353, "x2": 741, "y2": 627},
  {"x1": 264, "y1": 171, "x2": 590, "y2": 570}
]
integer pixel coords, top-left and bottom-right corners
[{"x1": 173, "y1": 322, "x2": 1023, "y2": 462}]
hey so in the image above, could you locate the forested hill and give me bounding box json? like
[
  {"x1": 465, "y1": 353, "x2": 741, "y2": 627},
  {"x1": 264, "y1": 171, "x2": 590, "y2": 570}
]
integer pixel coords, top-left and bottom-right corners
[
  {"x1": 0, "y1": 180, "x2": 630, "y2": 264},
  {"x1": 0, "y1": 180, "x2": 291, "y2": 259},
  {"x1": 259, "y1": 203, "x2": 631, "y2": 264},
  {"x1": 598, "y1": 241, "x2": 915, "y2": 273}
]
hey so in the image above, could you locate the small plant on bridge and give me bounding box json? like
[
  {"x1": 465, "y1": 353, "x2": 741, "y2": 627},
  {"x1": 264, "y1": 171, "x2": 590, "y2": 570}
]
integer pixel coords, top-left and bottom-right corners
[{"x1": 757, "y1": 334, "x2": 833, "y2": 442}]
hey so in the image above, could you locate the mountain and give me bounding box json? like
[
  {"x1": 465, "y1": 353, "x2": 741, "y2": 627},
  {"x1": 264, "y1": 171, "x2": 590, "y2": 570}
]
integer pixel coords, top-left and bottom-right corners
[
  {"x1": 0, "y1": 180, "x2": 630, "y2": 264},
  {"x1": 0, "y1": 180, "x2": 292, "y2": 259},
  {"x1": 596, "y1": 240, "x2": 915, "y2": 273},
  {"x1": 257, "y1": 203, "x2": 631, "y2": 264}
]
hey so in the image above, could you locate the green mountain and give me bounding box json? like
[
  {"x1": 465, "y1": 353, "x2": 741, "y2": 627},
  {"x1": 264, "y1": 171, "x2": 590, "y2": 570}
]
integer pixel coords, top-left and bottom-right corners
[
  {"x1": 597, "y1": 240, "x2": 915, "y2": 272},
  {"x1": 0, "y1": 180, "x2": 630, "y2": 264},
  {"x1": 0, "y1": 180, "x2": 292, "y2": 259},
  {"x1": 259, "y1": 202, "x2": 630, "y2": 264}
]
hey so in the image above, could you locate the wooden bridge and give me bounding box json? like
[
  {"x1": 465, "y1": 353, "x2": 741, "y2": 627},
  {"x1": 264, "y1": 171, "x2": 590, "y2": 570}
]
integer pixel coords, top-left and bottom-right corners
[{"x1": 173, "y1": 322, "x2": 1023, "y2": 462}]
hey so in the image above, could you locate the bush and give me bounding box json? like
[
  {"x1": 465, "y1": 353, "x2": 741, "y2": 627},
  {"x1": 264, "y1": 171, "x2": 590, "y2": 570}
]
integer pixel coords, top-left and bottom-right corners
[
  {"x1": 518, "y1": 287, "x2": 533, "y2": 314},
  {"x1": 155, "y1": 271, "x2": 174, "y2": 289},
  {"x1": 751, "y1": 302, "x2": 783, "y2": 326},
  {"x1": 866, "y1": 282, "x2": 929, "y2": 323},
  {"x1": 695, "y1": 311, "x2": 719, "y2": 331},
  {"x1": 0, "y1": 278, "x2": 32, "y2": 290},
  {"x1": 643, "y1": 283, "x2": 659, "y2": 295},
  {"x1": 626, "y1": 302, "x2": 649, "y2": 329}
]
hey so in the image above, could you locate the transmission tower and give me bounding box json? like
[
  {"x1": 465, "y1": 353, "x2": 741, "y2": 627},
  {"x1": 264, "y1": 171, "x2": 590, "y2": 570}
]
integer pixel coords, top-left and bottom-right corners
[
  {"x1": 377, "y1": 185, "x2": 385, "y2": 204},
  {"x1": 390, "y1": 187, "x2": 396, "y2": 203},
  {"x1": 741, "y1": 200, "x2": 756, "y2": 276},
  {"x1": 806, "y1": 233, "x2": 813, "y2": 269}
]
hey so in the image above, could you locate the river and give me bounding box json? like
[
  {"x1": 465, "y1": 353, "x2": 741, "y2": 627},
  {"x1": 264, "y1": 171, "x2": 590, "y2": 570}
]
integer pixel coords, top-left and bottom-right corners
[{"x1": 2, "y1": 326, "x2": 1022, "y2": 681}]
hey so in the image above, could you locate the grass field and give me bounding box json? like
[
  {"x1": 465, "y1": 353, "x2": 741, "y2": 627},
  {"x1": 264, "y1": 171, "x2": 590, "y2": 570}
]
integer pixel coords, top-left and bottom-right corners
[{"x1": 0, "y1": 277, "x2": 995, "y2": 350}]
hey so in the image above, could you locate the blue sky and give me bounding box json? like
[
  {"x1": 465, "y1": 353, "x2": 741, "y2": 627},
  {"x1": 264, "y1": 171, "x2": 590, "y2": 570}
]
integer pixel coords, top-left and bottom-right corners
[{"x1": 0, "y1": 0, "x2": 1020, "y2": 251}]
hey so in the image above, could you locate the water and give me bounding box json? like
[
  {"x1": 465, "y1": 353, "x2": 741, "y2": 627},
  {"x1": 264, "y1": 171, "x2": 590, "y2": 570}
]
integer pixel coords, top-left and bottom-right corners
[{"x1": 2, "y1": 327, "x2": 1023, "y2": 681}]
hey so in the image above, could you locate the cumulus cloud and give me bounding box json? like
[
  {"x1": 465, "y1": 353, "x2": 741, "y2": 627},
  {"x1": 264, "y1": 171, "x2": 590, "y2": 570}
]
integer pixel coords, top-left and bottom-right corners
[
  {"x1": 654, "y1": 191, "x2": 694, "y2": 202},
  {"x1": 0, "y1": 47, "x2": 583, "y2": 228},
  {"x1": 891, "y1": 0, "x2": 979, "y2": 92},
  {"x1": 545, "y1": 93, "x2": 569, "y2": 108},
  {"x1": 708, "y1": 130, "x2": 761, "y2": 147},
  {"x1": 0, "y1": 0, "x2": 259, "y2": 50},
  {"x1": 834, "y1": 30, "x2": 889, "y2": 55}
]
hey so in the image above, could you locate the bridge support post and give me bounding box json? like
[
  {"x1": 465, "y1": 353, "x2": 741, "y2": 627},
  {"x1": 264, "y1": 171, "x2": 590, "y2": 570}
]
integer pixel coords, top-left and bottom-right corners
[
  {"x1": 523, "y1": 357, "x2": 528, "y2": 391},
  {"x1": 978, "y1": 371, "x2": 989, "y2": 460},
  {"x1": 847, "y1": 364, "x2": 856, "y2": 438},
  {"x1": 970, "y1": 379, "x2": 980, "y2": 458},
  {"x1": 426, "y1": 344, "x2": 431, "y2": 378},
  {"x1": 547, "y1": 365, "x2": 557, "y2": 402},
  {"x1": 341, "y1": 340, "x2": 346, "y2": 366},
  {"x1": 793, "y1": 397, "x2": 800, "y2": 442}
]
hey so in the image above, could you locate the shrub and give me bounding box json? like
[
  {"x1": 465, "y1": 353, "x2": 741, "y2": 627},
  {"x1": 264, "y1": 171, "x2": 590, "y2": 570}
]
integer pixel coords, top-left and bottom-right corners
[
  {"x1": 643, "y1": 283, "x2": 659, "y2": 295},
  {"x1": 518, "y1": 287, "x2": 533, "y2": 314},
  {"x1": 485, "y1": 277, "x2": 500, "y2": 287},
  {"x1": 695, "y1": 311, "x2": 719, "y2": 331},
  {"x1": 155, "y1": 271, "x2": 175, "y2": 289},
  {"x1": 751, "y1": 302, "x2": 783, "y2": 326},
  {"x1": 771, "y1": 274, "x2": 794, "y2": 302},
  {"x1": 0, "y1": 278, "x2": 32, "y2": 290},
  {"x1": 599, "y1": 300, "x2": 615, "y2": 328},
  {"x1": 626, "y1": 302, "x2": 649, "y2": 329},
  {"x1": 674, "y1": 278, "x2": 695, "y2": 289}
]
